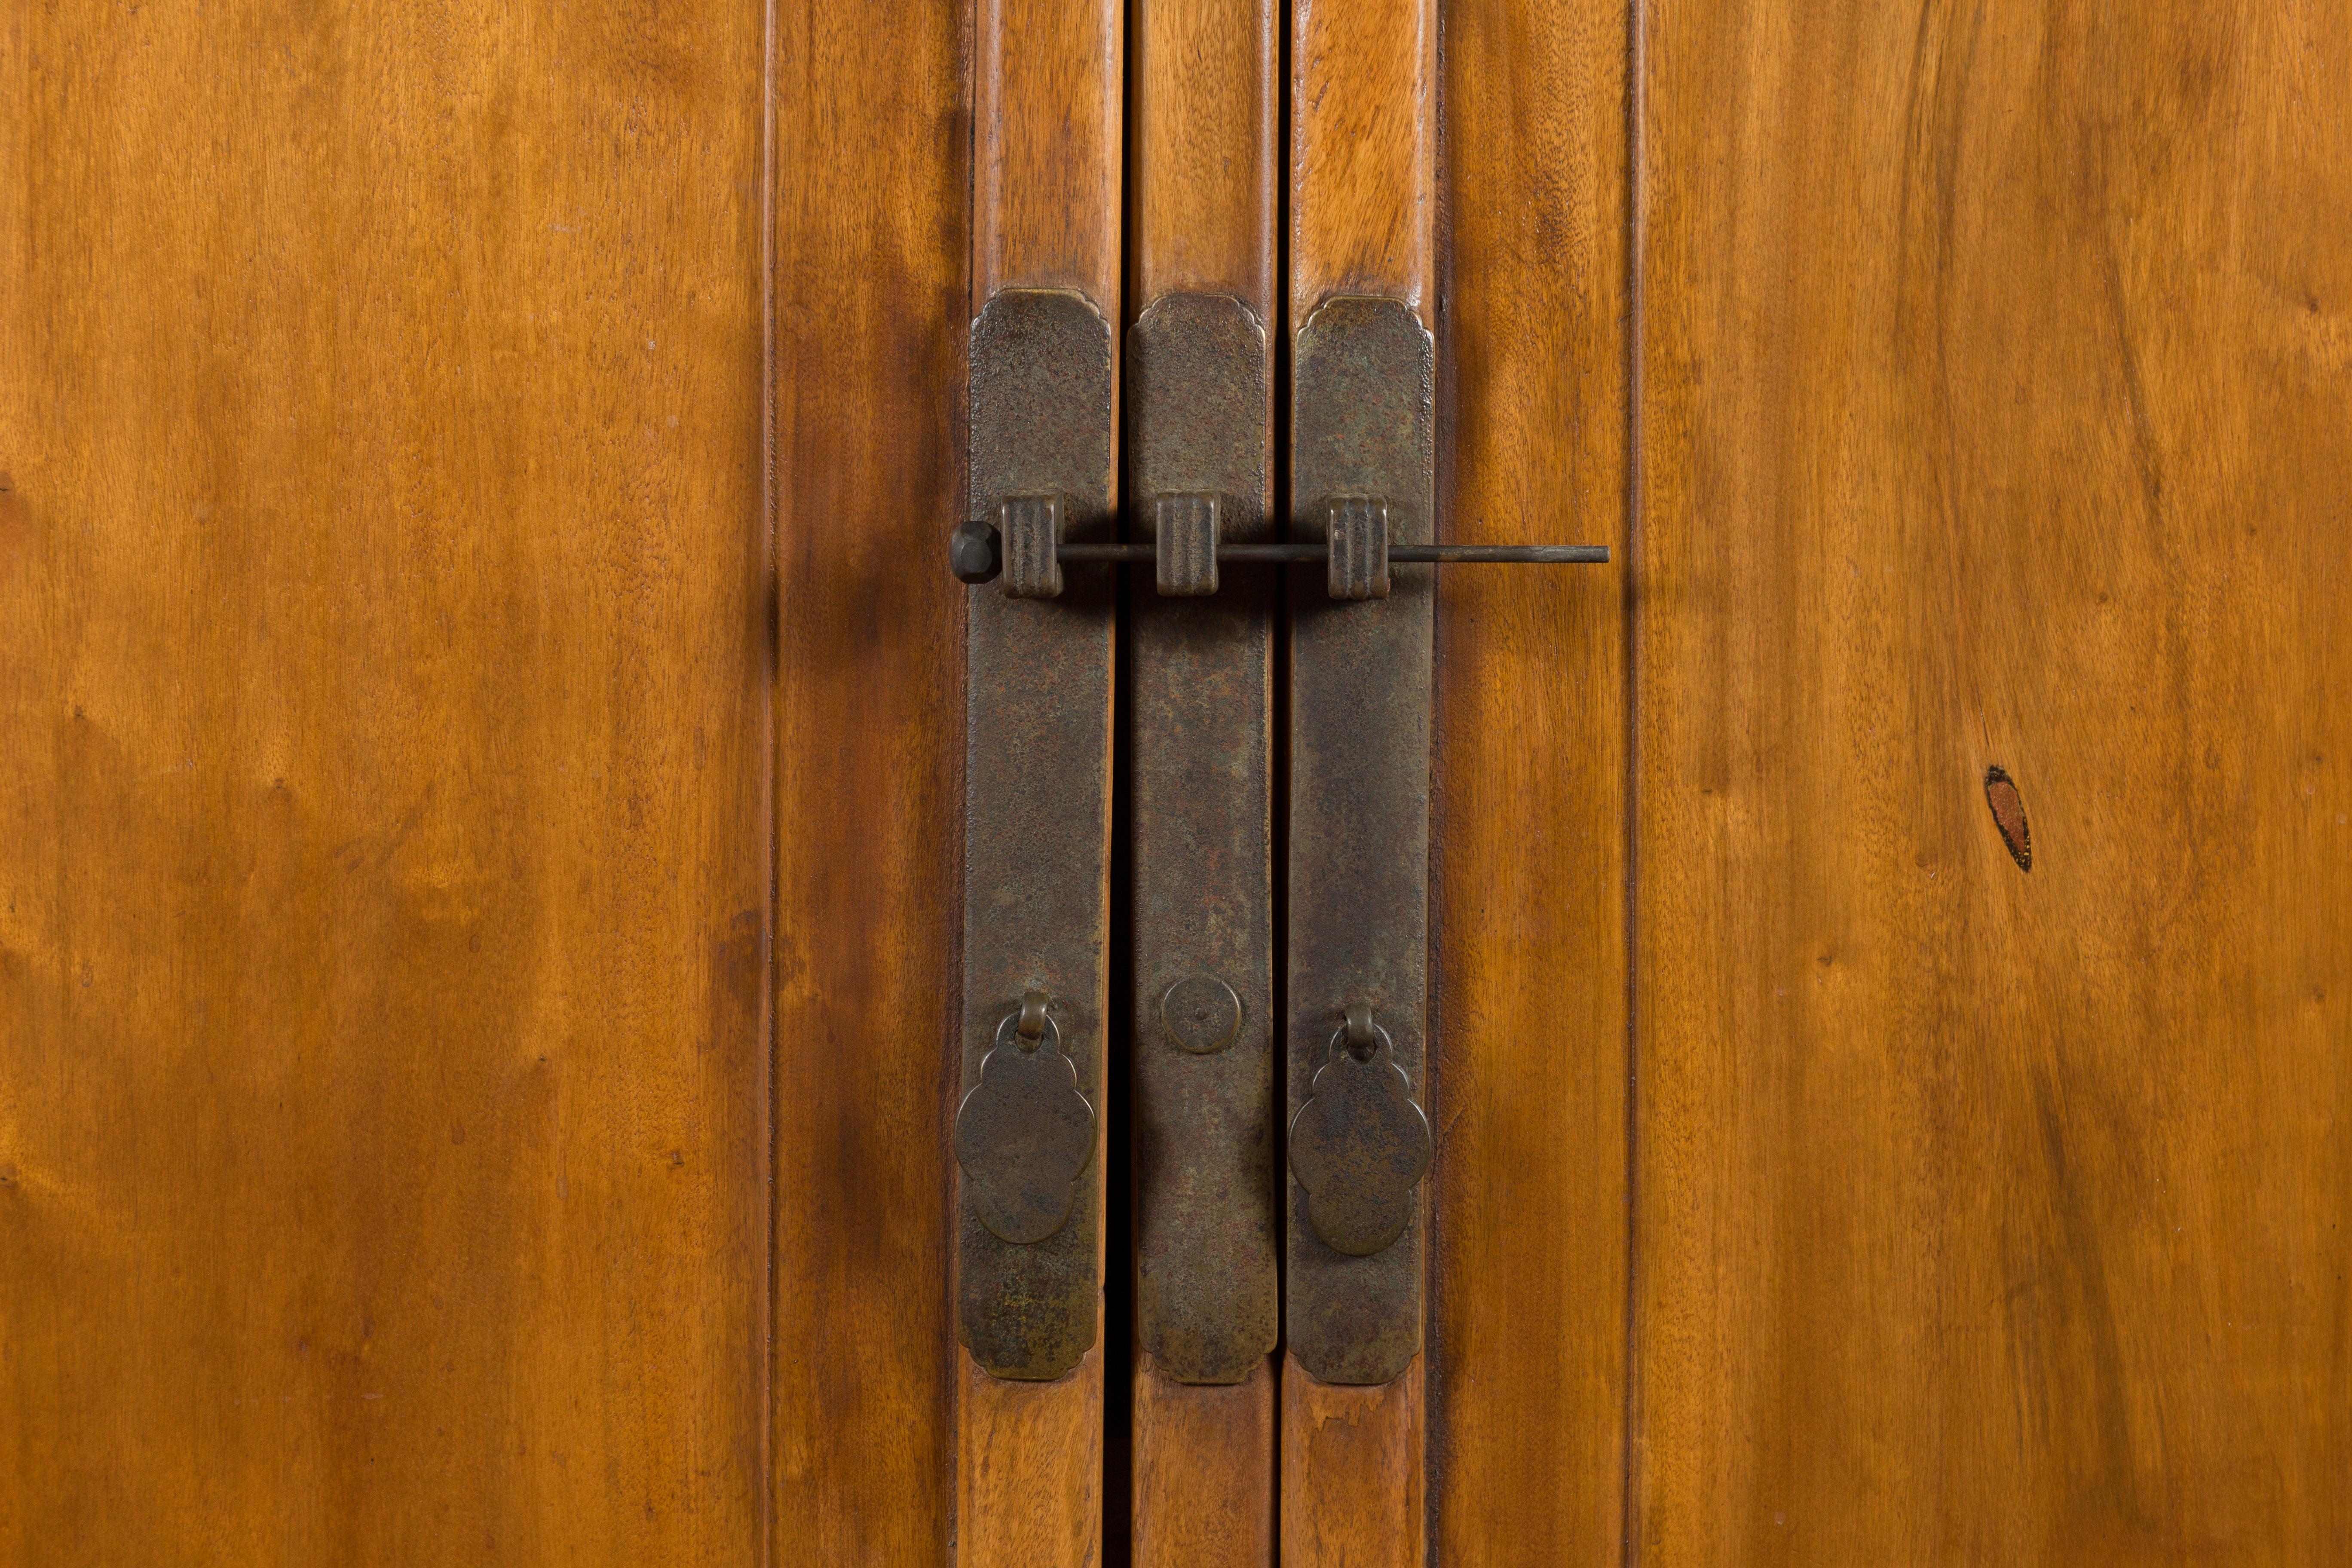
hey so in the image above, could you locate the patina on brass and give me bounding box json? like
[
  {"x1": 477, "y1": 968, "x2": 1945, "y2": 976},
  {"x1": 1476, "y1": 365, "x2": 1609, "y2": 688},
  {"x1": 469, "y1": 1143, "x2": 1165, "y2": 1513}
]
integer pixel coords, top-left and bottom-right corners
[
  {"x1": 1153, "y1": 492, "x2": 1223, "y2": 596},
  {"x1": 954, "y1": 996, "x2": 1096, "y2": 1245},
  {"x1": 958, "y1": 287, "x2": 1114, "y2": 1382},
  {"x1": 1161, "y1": 972, "x2": 1243, "y2": 1055},
  {"x1": 1128, "y1": 292, "x2": 1279, "y2": 1387},
  {"x1": 998, "y1": 493, "x2": 1066, "y2": 599},
  {"x1": 1287, "y1": 294, "x2": 1434, "y2": 1386},
  {"x1": 1325, "y1": 496, "x2": 1392, "y2": 600},
  {"x1": 1289, "y1": 1008, "x2": 1433, "y2": 1256}
]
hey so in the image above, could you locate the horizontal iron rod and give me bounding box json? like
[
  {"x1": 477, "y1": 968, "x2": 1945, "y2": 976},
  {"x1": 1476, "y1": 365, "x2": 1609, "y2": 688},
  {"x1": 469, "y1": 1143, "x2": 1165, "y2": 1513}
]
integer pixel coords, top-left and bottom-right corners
[{"x1": 1056, "y1": 541, "x2": 1610, "y2": 565}]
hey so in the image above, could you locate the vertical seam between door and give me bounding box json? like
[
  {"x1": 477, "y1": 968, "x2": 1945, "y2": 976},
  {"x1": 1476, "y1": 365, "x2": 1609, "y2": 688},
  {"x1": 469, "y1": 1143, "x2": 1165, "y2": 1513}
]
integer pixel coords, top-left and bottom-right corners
[
  {"x1": 760, "y1": 0, "x2": 779, "y2": 1558},
  {"x1": 1619, "y1": 0, "x2": 1647, "y2": 1561}
]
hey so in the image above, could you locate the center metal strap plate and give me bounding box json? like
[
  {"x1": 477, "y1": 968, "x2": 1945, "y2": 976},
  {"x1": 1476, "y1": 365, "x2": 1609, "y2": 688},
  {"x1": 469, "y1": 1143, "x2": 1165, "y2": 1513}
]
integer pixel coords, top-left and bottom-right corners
[
  {"x1": 1286, "y1": 295, "x2": 1435, "y2": 1386},
  {"x1": 959, "y1": 288, "x2": 1115, "y2": 1381},
  {"x1": 1127, "y1": 292, "x2": 1279, "y2": 1385}
]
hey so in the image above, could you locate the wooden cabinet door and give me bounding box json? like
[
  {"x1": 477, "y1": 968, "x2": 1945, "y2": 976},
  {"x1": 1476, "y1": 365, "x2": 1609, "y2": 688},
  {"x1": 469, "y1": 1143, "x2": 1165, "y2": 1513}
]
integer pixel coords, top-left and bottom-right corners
[
  {"x1": 781, "y1": 0, "x2": 1626, "y2": 1559},
  {"x1": 4, "y1": 3, "x2": 769, "y2": 1562},
  {"x1": 1632, "y1": 3, "x2": 2352, "y2": 1561},
  {"x1": 9, "y1": 1, "x2": 2343, "y2": 1565},
  {"x1": 783, "y1": 0, "x2": 2349, "y2": 1561}
]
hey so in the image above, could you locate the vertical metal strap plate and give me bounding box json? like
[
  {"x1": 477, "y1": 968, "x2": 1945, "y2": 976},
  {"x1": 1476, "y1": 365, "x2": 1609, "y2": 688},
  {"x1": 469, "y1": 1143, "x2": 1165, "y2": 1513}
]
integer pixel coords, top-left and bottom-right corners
[
  {"x1": 1127, "y1": 292, "x2": 1279, "y2": 1385},
  {"x1": 961, "y1": 288, "x2": 1115, "y2": 1381},
  {"x1": 1287, "y1": 295, "x2": 1434, "y2": 1386}
]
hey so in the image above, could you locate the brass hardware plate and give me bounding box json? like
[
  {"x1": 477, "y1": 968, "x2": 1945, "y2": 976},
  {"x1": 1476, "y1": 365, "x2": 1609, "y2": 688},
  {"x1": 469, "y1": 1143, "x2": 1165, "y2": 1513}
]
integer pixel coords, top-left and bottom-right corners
[
  {"x1": 1289, "y1": 1007, "x2": 1433, "y2": 1257},
  {"x1": 955, "y1": 997, "x2": 1096, "y2": 1244},
  {"x1": 1286, "y1": 295, "x2": 1435, "y2": 1386},
  {"x1": 958, "y1": 288, "x2": 1115, "y2": 1382},
  {"x1": 1128, "y1": 292, "x2": 1280, "y2": 1386}
]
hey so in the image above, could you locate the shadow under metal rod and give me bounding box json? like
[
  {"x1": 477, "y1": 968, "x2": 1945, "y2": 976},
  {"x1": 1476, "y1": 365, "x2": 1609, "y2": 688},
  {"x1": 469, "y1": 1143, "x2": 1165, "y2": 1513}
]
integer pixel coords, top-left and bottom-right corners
[
  {"x1": 945, "y1": 517, "x2": 1611, "y2": 586},
  {"x1": 1056, "y1": 541, "x2": 1610, "y2": 565}
]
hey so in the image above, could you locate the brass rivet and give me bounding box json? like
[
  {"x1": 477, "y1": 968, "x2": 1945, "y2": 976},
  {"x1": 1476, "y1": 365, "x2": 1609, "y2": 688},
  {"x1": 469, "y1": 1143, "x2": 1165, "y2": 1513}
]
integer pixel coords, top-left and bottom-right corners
[{"x1": 1161, "y1": 974, "x2": 1243, "y2": 1054}]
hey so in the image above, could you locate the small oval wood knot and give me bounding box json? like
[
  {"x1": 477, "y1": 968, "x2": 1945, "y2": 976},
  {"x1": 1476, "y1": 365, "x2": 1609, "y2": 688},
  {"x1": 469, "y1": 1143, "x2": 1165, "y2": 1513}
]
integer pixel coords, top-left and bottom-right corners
[{"x1": 1984, "y1": 766, "x2": 2032, "y2": 871}]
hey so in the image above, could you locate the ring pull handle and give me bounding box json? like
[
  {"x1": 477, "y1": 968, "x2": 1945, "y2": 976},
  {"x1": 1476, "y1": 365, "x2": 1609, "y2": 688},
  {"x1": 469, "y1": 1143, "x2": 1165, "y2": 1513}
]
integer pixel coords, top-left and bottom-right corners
[
  {"x1": 952, "y1": 992, "x2": 1096, "y2": 1248},
  {"x1": 1288, "y1": 1005, "x2": 1433, "y2": 1259}
]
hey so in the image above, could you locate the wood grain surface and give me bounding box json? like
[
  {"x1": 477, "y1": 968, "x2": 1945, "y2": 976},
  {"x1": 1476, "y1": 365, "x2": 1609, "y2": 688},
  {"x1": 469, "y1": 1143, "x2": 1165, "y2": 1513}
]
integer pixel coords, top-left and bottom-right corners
[
  {"x1": 0, "y1": 2, "x2": 768, "y2": 1563},
  {"x1": 15, "y1": 5, "x2": 2337, "y2": 1563},
  {"x1": 774, "y1": 0, "x2": 966, "y2": 1562},
  {"x1": 1131, "y1": 0, "x2": 1278, "y2": 314},
  {"x1": 1634, "y1": 0, "x2": 2352, "y2": 1560},
  {"x1": 1289, "y1": 0, "x2": 1437, "y2": 324},
  {"x1": 975, "y1": 0, "x2": 1125, "y2": 310},
  {"x1": 1428, "y1": 0, "x2": 1631, "y2": 1561},
  {"x1": 1132, "y1": 1356, "x2": 1276, "y2": 1565},
  {"x1": 959, "y1": 1348, "x2": 1106, "y2": 1566},
  {"x1": 1280, "y1": 1354, "x2": 1426, "y2": 1568}
]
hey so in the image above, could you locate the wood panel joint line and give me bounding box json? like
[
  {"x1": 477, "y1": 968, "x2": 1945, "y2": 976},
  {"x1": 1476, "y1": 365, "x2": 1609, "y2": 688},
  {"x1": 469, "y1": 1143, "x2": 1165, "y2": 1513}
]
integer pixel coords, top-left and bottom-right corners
[{"x1": 1620, "y1": 0, "x2": 1647, "y2": 1561}]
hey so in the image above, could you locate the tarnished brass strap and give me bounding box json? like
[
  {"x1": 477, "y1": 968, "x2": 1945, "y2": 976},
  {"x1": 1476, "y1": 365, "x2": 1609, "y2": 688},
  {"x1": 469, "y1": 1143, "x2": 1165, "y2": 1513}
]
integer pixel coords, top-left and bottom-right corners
[
  {"x1": 1286, "y1": 295, "x2": 1435, "y2": 1386},
  {"x1": 956, "y1": 288, "x2": 1115, "y2": 1381},
  {"x1": 1128, "y1": 292, "x2": 1280, "y2": 1386}
]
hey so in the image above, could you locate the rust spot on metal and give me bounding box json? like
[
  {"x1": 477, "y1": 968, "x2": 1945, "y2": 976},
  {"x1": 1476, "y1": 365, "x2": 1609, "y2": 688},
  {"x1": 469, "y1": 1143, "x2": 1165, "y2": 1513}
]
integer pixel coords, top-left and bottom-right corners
[{"x1": 1984, "y1": 766, "x2": 2032, "y2": 871}]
